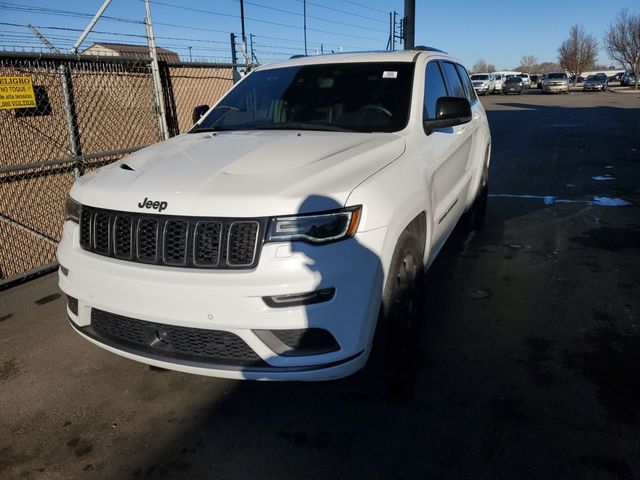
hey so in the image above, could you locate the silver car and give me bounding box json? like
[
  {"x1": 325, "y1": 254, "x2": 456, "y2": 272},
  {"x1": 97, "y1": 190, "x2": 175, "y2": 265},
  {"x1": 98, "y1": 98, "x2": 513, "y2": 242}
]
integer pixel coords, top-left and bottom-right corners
[{"x1": 541, "y1": 72, "x2": 569, "y2": 94}]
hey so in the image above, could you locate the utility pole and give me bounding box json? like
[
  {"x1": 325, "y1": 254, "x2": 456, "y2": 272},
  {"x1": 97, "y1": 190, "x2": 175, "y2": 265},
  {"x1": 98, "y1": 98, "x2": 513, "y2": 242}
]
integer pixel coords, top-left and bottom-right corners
[
  {"x1": 188, "y1": 46, "x2": 192, "y2": 61},
  {"x1": 249, "y1": 33, "x2": 258, "y2": 65},
  {"x1": 403, "y1": 0, "x2": 415, "y2": 50},
  {"x1": 392, "y1": 11, "x2": 401, "y2": 51},
  {"x1": 145, "y1": 0, "x2": 169, "y2": 140},
  {"x1": 71, "y1": 0, "x2": 112, "y2": 54},
  {"x1": 303, "y1": 0, "x2": 308, "y2": 56},
  {"x1": 386, "y1": 12, "x2": 392, "y2": 51}
]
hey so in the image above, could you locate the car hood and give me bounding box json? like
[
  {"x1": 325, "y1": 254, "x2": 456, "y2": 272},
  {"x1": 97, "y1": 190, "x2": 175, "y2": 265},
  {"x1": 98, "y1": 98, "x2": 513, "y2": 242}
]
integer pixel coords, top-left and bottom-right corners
[{"x1": 72, "y1": 130, "x2": 406, "y2": 217}]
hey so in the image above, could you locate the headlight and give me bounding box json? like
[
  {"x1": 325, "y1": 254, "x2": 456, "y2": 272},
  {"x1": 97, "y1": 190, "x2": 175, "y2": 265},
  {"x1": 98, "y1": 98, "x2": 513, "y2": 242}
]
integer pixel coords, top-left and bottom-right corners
[
  {"x1": 267, "y1": 206, "x2": 362, "y2": 244},
  {"x1": 65, "y1": 196, "x2": 81, "y2": 223}
]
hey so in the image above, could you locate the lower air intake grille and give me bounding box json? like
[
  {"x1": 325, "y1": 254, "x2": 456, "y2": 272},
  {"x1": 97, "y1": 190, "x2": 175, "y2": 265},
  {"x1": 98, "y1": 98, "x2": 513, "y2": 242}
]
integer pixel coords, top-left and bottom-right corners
[
  {"x1": 91, "y1": 309, "x2": 262, "y2": 365},
  {"x1": 79, "y1": 206, "x2": 265, "y2": 269}
]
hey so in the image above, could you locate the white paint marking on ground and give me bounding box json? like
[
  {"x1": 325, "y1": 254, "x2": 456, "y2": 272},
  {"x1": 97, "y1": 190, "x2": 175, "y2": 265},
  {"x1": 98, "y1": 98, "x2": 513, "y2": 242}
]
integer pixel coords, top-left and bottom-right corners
[{"x1": 489, "y1": 194, "x2": 631, "y2": 207}]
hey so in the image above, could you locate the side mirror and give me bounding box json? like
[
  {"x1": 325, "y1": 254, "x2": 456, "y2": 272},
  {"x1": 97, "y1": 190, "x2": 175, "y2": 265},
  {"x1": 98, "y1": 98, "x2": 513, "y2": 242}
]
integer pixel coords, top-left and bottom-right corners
[
  {"x1": 192, "y1": 104, "x2": 210, "y2": 124},
  {"x1": 424, "y1": 97, "x2": 472, "y2": 134}
]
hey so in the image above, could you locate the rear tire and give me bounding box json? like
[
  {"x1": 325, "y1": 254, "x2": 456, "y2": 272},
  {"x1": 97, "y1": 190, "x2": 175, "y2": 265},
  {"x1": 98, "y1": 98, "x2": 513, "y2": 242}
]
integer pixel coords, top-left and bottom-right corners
[{"x1": 464, "y1": 158, "x2": 489, "y2": 231}]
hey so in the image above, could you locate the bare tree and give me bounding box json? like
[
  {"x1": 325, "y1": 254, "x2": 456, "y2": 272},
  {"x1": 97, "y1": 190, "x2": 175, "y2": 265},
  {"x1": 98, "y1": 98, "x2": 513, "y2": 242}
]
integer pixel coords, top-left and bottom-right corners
[
  {"x1": 537, "y1": 61, "x2": 563, "y2": 73},
  {"x1": 487, "y1": 64, "x2": 496, "y2": 73},
  {"x1": 520, "y1": 55, "x2": 538, "y2": 72},
  {"x1": 604, "y1": 9, "x2": 640, "y2": 89},
  {"x1": 471, "y1": 58, "x2": 489, "y2": 73},
  {"x1": 558, "y1": 25, "x2": 598, "y2": 86}
]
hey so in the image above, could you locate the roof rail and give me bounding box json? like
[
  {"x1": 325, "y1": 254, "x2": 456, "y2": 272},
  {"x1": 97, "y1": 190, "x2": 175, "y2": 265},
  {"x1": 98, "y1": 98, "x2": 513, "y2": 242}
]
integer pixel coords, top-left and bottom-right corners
[
  {"x1": 289, "y1": 54, "x2": 307, "y2": 59},
  {"x1": 414, "y1": 45, "x2": 447, "y2": 54}
]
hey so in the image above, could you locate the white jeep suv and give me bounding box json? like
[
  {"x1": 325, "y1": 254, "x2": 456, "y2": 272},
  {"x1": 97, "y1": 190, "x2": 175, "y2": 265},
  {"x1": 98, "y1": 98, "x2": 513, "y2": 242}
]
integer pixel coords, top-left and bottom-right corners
[{"x1": 58, "y1": 49, "x2": 491, "y2": 381}]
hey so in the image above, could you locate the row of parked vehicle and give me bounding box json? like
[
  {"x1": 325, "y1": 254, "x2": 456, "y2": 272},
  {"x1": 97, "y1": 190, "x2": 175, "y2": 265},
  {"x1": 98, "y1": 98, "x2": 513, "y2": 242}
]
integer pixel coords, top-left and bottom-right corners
[
  {"x1": 470, "y1": 72, "x2": 551, "y2": 95},
  {"x1": 470, "y1": 70, "x2": 634, "y2": 95}
]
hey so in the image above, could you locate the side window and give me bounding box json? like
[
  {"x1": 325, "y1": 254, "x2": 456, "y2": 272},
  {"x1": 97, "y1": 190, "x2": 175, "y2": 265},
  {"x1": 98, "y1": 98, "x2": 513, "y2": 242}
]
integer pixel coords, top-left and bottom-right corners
[
  {"x1": 441, "y1": 61, "x2": 466, "y2": 98},
  {"x1": 455, "y1": 63, "x2": 477, "y2": 102},
  {"x1": 423, "y1": 61, "x2": 448, "y2": 121}
]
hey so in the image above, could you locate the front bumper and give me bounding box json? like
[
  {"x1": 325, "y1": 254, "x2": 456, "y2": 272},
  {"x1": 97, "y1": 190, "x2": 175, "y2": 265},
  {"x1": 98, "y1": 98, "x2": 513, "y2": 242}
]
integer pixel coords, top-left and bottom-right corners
[
  {"x1": 58, "y1": 220, "x2": 386, "y2": 380},
  {"x1": 543, "y1": 84, "x2": 569, "y2": 92},
  {"x1": 583, "y1": 84, "x2": 605, "y2": 91}
]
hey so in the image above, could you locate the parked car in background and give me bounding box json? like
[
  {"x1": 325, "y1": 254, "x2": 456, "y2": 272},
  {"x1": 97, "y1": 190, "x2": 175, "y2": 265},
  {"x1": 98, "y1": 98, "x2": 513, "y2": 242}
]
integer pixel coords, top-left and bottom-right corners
[
  {"x1": 493, "y1": 73, "x2": 505, "y2": 92},
  {"x1": 541, "y1": 72, "x2": 569, "y2": 94},
  {"x1": 517, "y1": 73, "x2": 531, "y2": 88},
  {"x1": 609, "y1": 72, "x2": 623, "y2": 83},
  {"x1": 569, "y1": 75, "x2": 585, "y2": 84},
  {"x1": 530, "y1": 74, "x2": 540, "y2": 88},
  {"x1": 538, "y1": 73, "x2": 547, "y2": 89},
  {"x1": 470, "y1": 73, "x2": 495, "y2": 95},
  {"x1": 503, "y1": 76, "x2": 524, "y2": 94},
  {"x1": 621, "y1": 71, "x2": 637, "y2": 87},
  {"x1": 583, "y1": 73, "x2": 608, "y2": 92}
]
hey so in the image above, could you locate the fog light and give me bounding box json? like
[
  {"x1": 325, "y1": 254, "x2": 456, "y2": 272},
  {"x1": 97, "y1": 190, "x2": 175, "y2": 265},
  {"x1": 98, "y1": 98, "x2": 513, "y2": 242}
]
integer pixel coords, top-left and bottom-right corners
[{"x1": 263, "y1": 287, "x2": 335, "y2": 308}]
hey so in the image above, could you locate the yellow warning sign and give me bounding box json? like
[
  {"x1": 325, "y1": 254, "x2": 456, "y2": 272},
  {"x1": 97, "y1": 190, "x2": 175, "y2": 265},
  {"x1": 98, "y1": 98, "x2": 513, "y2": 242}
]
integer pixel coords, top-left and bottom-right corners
[{"x1": 0, "y1": 76, "x2": 36, "y2": 110}]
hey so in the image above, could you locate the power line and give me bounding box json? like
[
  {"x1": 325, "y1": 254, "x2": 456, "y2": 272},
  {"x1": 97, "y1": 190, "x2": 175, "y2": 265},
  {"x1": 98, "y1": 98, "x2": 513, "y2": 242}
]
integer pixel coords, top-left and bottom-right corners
[
  {"x1": 0, "y1": 2, "x2": 144, "y2": 24},
  {"x1": 339, "y1": 0, "x2": 388, "y2": 14},
  {"x1": 293, "y1": 0, "x2": 387, "y2": 25},
  {"x1": 217, "y1": 0, "x2": 388, "y2": 33},
  {"x1": 147, "y1": 0, "x2": 385, "y2": 41}
]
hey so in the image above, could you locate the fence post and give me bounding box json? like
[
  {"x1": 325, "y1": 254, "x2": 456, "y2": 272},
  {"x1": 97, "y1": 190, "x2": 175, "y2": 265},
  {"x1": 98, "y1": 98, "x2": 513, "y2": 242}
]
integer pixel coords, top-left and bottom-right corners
[
  {"x1": 145, "y1": 0, "x2": 170, "y2": 141},
  {"x1": 58, "y1": 63, "x2": 83, "y2": 177},
  {"x1": 230, "y1": 33, "x2": 241, "y2": 83}
]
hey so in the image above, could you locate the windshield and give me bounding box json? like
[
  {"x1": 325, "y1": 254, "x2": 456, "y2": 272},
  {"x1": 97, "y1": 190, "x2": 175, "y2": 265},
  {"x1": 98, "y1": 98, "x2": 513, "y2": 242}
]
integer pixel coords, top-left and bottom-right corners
[
  {"x1": 506, "y1": 77, "x2": 522, "y2": 83},
  {"x1": 193, "y1": 62, "x2": 415, "y2": 134},
  {"x1": 471, "y1": 75, "x2": 489, "y2": 80},
  {"x1": 547, "y1": 73, "x2": 567, "y2": 79}
]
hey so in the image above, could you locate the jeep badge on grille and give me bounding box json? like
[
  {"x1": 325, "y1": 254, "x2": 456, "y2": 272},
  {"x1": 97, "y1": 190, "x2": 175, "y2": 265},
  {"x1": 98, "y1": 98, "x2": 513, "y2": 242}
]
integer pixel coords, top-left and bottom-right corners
[{"x1": 138, "y1": 197, "x2": 168, "y2": 212}]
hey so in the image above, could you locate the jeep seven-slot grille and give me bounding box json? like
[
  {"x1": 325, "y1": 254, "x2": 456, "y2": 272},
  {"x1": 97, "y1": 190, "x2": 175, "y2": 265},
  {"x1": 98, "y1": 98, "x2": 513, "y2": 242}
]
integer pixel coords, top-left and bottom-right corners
[{"x1": 79, "y1": 206, "x2": 264, "y2": 269}]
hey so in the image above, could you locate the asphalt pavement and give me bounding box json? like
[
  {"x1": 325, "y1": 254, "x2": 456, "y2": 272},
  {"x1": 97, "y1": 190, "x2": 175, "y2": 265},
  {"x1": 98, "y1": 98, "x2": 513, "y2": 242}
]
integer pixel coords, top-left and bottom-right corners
[{"x1": 1, "y1": 90, "x2": 639, "y2": 480}]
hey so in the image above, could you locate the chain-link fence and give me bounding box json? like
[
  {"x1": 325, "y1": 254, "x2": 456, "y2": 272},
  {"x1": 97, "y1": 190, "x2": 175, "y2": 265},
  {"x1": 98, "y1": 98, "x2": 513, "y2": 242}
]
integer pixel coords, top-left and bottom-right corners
[{"x1": 0, "y1": 52, "x2": 237, "y2": 287}]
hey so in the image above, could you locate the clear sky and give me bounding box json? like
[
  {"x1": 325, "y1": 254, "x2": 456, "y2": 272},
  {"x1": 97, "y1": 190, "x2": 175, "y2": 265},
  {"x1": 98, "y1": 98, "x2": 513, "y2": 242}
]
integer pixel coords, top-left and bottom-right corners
[{"x1": 0, "y1": 0, "x2": 635, "y2": 69}]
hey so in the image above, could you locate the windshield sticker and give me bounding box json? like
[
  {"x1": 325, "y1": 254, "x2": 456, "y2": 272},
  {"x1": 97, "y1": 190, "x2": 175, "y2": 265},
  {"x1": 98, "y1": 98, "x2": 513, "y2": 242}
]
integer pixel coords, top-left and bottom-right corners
[{"x1": 382, "y1": 71, "x2": 398, "y2": 79}]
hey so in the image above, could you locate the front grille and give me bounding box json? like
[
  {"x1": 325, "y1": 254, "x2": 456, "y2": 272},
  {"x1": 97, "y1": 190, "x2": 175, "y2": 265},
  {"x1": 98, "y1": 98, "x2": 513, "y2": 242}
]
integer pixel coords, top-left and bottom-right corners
[
  {"x1": 91, "y1": 309, "x2": 262, "y2": 365},
  {"x1": 79, "y1": 206, "x2": 265, "y2": 269}
]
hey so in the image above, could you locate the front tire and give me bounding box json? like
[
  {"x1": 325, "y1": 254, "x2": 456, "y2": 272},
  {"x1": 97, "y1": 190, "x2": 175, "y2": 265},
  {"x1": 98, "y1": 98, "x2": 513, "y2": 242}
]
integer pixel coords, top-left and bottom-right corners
[{"x1": 372, "y1": 227, "x2": 425, "y2": 380}]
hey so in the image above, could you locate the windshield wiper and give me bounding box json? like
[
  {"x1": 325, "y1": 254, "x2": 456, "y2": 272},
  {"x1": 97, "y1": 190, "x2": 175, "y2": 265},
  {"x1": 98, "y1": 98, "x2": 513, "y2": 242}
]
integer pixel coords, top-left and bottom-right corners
[
  {"x1": 253, "y1": 123, "x2": 355, "y2": 132},
  {"x1": 190, "y1": 126, "x2": 236, "y2": 133}
]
